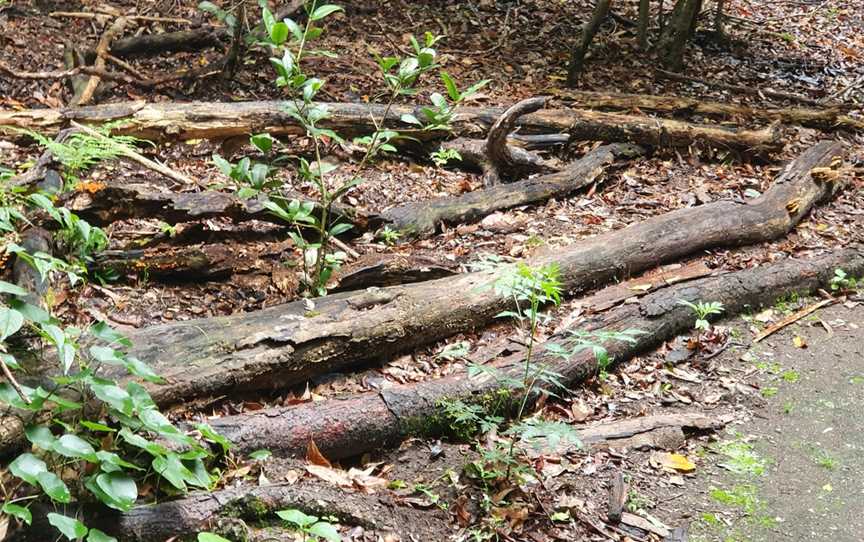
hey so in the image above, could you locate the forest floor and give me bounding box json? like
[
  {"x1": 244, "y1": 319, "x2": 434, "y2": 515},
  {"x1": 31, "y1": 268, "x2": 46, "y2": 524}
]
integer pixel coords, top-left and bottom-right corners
[{"x1": 1, "y1": 0, "x2": 864, "y2": 540}]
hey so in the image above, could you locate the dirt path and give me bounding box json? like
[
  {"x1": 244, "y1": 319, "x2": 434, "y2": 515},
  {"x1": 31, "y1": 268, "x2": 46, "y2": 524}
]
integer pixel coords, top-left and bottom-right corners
[{"x1": 661, "y1": 303, "x2": 864, "y2": 541}]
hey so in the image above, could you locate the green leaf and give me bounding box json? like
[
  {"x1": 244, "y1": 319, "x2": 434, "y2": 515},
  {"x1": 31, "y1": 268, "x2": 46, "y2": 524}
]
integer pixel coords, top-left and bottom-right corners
[
  {"x1": 328, "y1": 222, "x2": 353, "y2": 236},
  {"x1": 152, "y1": 453, "x2": 193, "y2": 491},
  {"x1": 249, "y1": 449, "x2": 272, "y2": 461},
  {"x1": 80, "y1": 420, "x2": 115, "y2": 432},
  {"x1": 2, "y1": 502, "x2": 32, "y2": 525},
  {"x1": 198, "y1": 534, "x2": 231, "y2": 542},
  {"x1": 96, "y1": 472, "x2": 138, "y2": 511},
  {"x1": 0, "y1": 307, "x2": 24, "y2": 341},
  {"x1": 9, "y1": 453, "x2": 48, "y2": 485},
  {"x1": 53, "y1": 433, "x2": 98, "y2": 462},
  {"x1": 87, "y1": 529, "x2": 118, "y2": 542},
  {"x1": 126, "y1": 382, "x2": 157, "y2": 411},
  {"x1": 89, "y1": 321, "x2": 131, "y2": 347},
  {"x1": 440, "y1": 71, "x2": 459, "y2": 101},
  {"x1": 47, "y1": 512, "x2": 88, "y2": 540},
  {"x1": 269, "y1": 21, "x2": 289, "y2": 45},
  {"x1": 9, "y1": 298, "x2": 51, "y2": 324},
  {"x1": 95, "y1": 450, "x2": 142, "y2": 472},
  {"x1": 309, "y1": 4, "x2": 343, "y2": 21},
  {"x1": 0, "y1": 353, "x2": 20, "y2": 370},
  {"x1": 38, "y1": 471, "x2": 72, "y2": 503},
  {"x1": 123, "y1": 356, "x2": 164, "y2": 384},
  {"x1": 119, "y1": 428, "x2": 168, "y2": 457},
  {"x1": 277, "y1": 508, "x2": 318, "y2": 527},
  {"x1": 250, "y1": 133, "x2": 274, "y2": 154},
  {"x1": 197, "y1": 423, "x2": 232, "y2": 454},
  {"x1": 89, "y1": 382, "x2": 133, "y2": 416},
  {"x1": 308, "y1": 522, "x2": 341, "y2": 541},
  {"x1": 0, "y1": 280, "x2": 29, "y2": 296},
  {"x1": 25, "y1": 425, "x2": 56, "y2": 449}
]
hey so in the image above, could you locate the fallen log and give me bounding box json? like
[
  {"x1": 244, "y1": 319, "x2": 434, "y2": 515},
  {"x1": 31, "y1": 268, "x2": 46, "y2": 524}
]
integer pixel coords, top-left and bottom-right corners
[
  {"x1": 379, "y1": 143, "x2": 643, "y2": 238},
  {"x1": 656, "y1": 68, "x2": 824, "y2": 107},
  {"x1": 19, "y1": 477, "x2": 445, "y2": 542},
  {"x1": 0, "y1": 100, "x2": 783, "y2": 153},
  {"x1": 0, "y1": 141, "x2": 843, "y2": 455},
  {"x1": 553, "y1": 89, "x2": 864, "y2": 132},
  {"x1": 207, "y1": 247, "x2": 864, "y2": 459}
]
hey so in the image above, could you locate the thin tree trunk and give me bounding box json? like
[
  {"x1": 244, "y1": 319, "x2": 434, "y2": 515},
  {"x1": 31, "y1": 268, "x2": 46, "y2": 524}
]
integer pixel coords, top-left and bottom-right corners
[
  {"x1": 567, "y1": 0, "x2": 612, "y2": 86},
  {"x1": 657, "y1": 0, "x2": 703, "y2": 71},
  {"x1": 638, "y1": 0, "x2": 651, "y2": 50}
]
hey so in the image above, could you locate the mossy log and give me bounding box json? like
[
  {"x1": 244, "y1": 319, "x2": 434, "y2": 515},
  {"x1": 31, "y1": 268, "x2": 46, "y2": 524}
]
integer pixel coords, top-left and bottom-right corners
[
  {"x1": 207, "y1": 247, "x2": 864, "y2": 459},
  {"x1": 0, "y1": 141, "x2": 843, "y2": 455},
  {"x1": 0, "y1": 100, "x2": 783, "y2": 153}
]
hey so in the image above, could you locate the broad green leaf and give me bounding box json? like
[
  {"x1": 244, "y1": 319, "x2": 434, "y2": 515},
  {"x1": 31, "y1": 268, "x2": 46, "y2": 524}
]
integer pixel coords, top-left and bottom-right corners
[
  {"x1": 197, "y1": 423, "x2": 232, "y2": 454},
  {"x1": 8, "y1": 298, "x2": 51, "y2": 324},
  {"x1": 308, "y1": 521, "x2": 341, "y2": 541},
  {"x1": 89, "y1": 382, "x2": 133, "y2": 416},
  {"x1": 9, "y1": 453, "x2": 47, "y2": 485},
  {"x1": 440, "y1": 71, "x2": 459, "y2": 101},
  {"x1": 119, "y1": 428, "x2": 168, "y2": 457},
  {"x1": 310, "y1": 4, "x2": 343, "y2": 20},
  {"x1": 198, "y1": 534, "x2": 231, "y2": 542},
  {"x1": 24, "y1": 425, "x2": 56, "y2": 449},
  {"x1": 2, "y1": 502, "x2": 32, "y2": 525},
  {"x1": 0, "y1": 307, "x2": 24, "y2": 341},
  {"x1": 96, "y1": 472, "x2": 138, "y2": 511},
  {"x1": 47, "y1": 512, "x2": 88, "y2": 540},
  {"x1": 126, "y1": 382, "x2": 157, "y2": 411},
  {"x1": 250, "y1": 133, "x2": 274, "y2": 154},
  {"x1": 123, "y1": 357, "x2": 164, "y2": 383},
  {"x1": 96, "y1": 450, "x2": 143, "y2": 471},
  {"x1": 152, "y1": 453, "x2": 192, "y2": 491},
  {"x1": 38, "y1": 471, "x2": 71, "y2": 503},
  {"x1": 87, "y1": 529, "x2": 118, "y2": 542},
  {"x1": 89, "y1": 321, "x2": 131, "y2": 347},
  {"x1": 269, "y1": 21, "x2": 289, "y2": 44},
  {"x1": 52, "y1": 433, "x2": 98, "y2": 462},
  {"x1": 0, "y1": 280, "x2": 29, "y2": 296},
  {"x1": 0, "y1": 353, "x2": 21, "y2": 370},
  {"x1": 277, "y1": 508, "x2": 317, "y2": 527},
  {"x1": 249, "y1": 449, "x2": 272, "y2": 461},
  {"x1": 80, "y1": 420, "x2": 115, "y2": 432}
]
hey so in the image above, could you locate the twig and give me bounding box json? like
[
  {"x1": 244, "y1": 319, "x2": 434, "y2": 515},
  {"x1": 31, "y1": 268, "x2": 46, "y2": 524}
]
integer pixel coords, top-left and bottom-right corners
[
  {"x1": 0, "y1": 61, "x2": 219, "y2": 90},
  {"x1": 50, "y1": 11, "x2": 193, "y2": 24},
  {"x1": 70, "y1": 121, "x2": 195, "y2": 185},
  {"x1": 753, "y1": 297, "x2": 835, "y2": 342},
  {"x1": 74, "y1": 16, "x2": 131, "y2": 106},
  {"x1": 331, "y1": 237, "x2": 360, "y2": 260},
  {"x1": 0, "y1": 347, "x2": 31, "y2": 405}
]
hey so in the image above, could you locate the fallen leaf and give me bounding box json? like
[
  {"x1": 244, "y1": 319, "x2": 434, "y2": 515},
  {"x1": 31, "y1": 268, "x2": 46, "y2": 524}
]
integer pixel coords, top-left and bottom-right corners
[
  {"x1": 793, "y1": 335, "x2": 807, "y2": 348},
  {"x1": 651, "y1": 452, "x2": 696, "y2": 472},
  {"x1": 306, "y1": 439, "x2": 333, "y2": 468}
]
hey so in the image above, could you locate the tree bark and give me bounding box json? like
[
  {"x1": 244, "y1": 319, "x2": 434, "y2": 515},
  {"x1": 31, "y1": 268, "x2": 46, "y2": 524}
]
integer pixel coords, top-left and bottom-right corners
[
  {"x1": 553, "y1": 89, "x2": 863, "y2": 131},
  {"x1": 0, "y1": 141, "x2": 844, "y2": 455},
  {"x1": 0, "y1": 100, "x2": 784, "y2": 153},
  {"x1": 206, "y1": 247, "x2": 864, "y2": 459},
  {"x1": 567, "y1": 0, "x2": 613, "y2": 85},
  {"x1": 638, "y1": 0, "x2": 651, "y2": 49},
  {"x1": 378, "y1": 143, "x2": 643, "y2": 238},
  {"x1": 657, "y1": 0, "x2": 703, "y2": 71}
]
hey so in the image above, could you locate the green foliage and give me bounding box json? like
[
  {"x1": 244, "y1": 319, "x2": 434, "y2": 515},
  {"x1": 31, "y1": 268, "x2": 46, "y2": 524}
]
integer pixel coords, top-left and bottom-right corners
[
  {"x1": 376, "y1": 226, "x2": 402, "y2": 246},
  {"x1": 277, "y1": 508, "x2": 341, "y2": 541},
  {"x1": 430, "y1": 147, "x2": 462, "y2": 167},
  {"x1": 830, "y1": 268, "x2": 860, "y2": 292},
  {"x1": 678, "y1": 299, "x2": 725, "y2": 331},
  {"x1": 2, "y1": 147, "x2": 229, "y2": 541},
  {"x1": 14, "y1": 126, "x2": 148, "y2": 180},
  {"x1": 198, "y1": 1, "x2": 237, "y2": 30}
]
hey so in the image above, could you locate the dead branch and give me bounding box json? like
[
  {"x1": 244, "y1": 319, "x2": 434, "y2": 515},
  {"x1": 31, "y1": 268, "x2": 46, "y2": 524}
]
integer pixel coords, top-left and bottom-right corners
[
  {"x1": 74, "y1": 16, "x2": 131, "y2": 106},
  {"x1": 483, "y1": 97, "x2": 552, "y2": 185}
]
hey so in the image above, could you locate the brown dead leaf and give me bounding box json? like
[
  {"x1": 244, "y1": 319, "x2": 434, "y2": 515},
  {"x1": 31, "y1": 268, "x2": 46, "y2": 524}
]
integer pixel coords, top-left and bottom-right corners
[
  {"x1": 306, "y1": 439, "x2": 333, "y2": 468},
  {"x1": 650, "y1": 452, "x2": 696, "y2": 472}
]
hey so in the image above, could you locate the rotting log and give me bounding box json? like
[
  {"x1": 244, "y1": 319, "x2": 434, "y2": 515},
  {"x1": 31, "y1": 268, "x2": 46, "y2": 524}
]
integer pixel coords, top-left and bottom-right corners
[
  {"x1": 552, "y1": 89, "x2": 864, "y2": 132},
  {"x1": 332, "y1": 253, "x2": 458, "y2": 292},
  {"x1": 207, "y1": 247, "x2": 864, "y2": 459},
  {"x1": 379, "y1": 143, "x2": 643, "y2": 238},
  {"x1": 18, "y1": 477, "x2": 445, "y2": 542},
  {"x1": 0, "y1": 100, "x2": 784, "y2": 153},
  {"x1": 0, "y1": 141, "x2": 844, "y2": 455}
]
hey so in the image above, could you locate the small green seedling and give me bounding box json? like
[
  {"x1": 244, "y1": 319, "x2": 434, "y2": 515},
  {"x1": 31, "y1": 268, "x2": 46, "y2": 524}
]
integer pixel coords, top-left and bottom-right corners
[
  {"x1": 678, "y1": 299, "x2": 724, "y2": 331},
  {"x1": 277, "y1": 509, "x2": 341, "y2": 541}
]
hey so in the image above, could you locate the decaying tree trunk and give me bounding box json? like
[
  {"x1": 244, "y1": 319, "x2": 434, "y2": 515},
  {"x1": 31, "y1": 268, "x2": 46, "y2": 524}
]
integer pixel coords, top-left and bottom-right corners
[
  {"x1": 567, "y1": 0, "x2": 612, "y2": 85},
  {"x1": 379, "y1": 143, "x2": 643, "y2": 237},
  {"x1": 0, "y1": 141, "x2": 844, "y2": 455},
  {"x1": 206, "y1": 247, "x2": 864, "y2": 459},
  {"x1": 657, "y1": 0, "x2": 703, "y2": 71},
  {"x1": 553, "y1": 89, "x2": 864, "y2": 131},
  {"x1": 92, "y1": 243, "x2": 266, "y2": 279},
  {"x1": 0, "y1": 100, "x2": 784, "y2": 153}
]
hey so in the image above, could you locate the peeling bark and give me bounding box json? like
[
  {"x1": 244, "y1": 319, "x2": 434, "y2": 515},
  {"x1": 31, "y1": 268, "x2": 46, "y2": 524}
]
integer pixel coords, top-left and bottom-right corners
[
  {"x1": 0, "y1": 100, "x2": 783, "y2": 153},
  {"x1": 207, "y1": 247, "x2": 864, "y2": 459}
]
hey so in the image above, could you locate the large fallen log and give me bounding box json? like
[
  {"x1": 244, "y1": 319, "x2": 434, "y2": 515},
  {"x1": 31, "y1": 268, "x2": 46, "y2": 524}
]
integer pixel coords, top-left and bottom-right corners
[
  {"x1": 553, "y1": 89, "x2": 864, "y2": 132},
  {"x1": 0, "y1": 141, "x2": 843, "y2": 455},
  {"x1": 0, "y1": 100, "x2": 783, "y2": 153},
  {"x1": 379, "y1": 143, "x2": 643, "y2": 237},
  {"x1": 207, "y1": 247, "x2": 864, "y2": 459}
]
